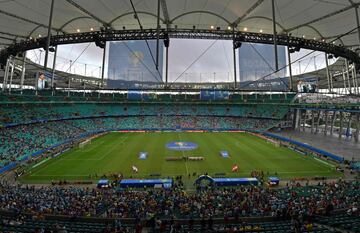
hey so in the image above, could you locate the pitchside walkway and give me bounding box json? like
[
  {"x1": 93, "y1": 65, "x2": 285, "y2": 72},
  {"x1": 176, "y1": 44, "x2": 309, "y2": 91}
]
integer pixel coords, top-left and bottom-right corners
[{"x1": 276, "y1": 129, "x2": 360, "y2": 161}]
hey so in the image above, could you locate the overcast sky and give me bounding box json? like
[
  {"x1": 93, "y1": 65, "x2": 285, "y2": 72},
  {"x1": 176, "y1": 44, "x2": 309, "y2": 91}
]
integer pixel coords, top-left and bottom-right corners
[
  {"x1": 167, "y1": 39, "x2": 236, "y2": 83},
  {"x1": 26, "y1": 39, "x2": 336, "y2": 82}
]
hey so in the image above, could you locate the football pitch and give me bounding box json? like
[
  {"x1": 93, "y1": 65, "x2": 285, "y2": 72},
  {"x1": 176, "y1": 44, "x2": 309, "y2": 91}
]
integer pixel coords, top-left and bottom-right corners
[{"x1": 20, "y1": 132, "x2": 342, "y2": 183}]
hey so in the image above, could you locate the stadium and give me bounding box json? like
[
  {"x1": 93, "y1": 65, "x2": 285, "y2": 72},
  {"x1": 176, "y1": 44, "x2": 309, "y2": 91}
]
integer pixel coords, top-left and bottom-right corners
[{"x1": 0, "y1": 0, "x2": 359, "y2": 232}]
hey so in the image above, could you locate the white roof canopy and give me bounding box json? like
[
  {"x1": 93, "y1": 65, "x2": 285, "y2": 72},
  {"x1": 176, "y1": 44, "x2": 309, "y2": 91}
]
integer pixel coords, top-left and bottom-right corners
[{"x1": 0, "y1": 0, "x2": 359, "y2": 50}]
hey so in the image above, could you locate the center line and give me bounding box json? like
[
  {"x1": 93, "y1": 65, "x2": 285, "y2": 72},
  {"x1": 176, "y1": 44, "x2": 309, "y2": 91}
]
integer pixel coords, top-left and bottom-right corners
[{"x1": 177, "y1": 133, "x2": 189, "y2": 175}]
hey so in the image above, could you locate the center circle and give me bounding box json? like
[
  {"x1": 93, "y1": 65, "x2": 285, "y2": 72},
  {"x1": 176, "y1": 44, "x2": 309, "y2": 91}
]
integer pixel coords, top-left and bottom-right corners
[{"x1": 166, "y1": 141, "x2": 198, "y2": 151}]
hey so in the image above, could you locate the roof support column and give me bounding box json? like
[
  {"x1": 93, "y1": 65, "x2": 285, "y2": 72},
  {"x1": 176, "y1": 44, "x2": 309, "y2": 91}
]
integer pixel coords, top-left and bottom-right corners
[
  {"x1": 233, "y1": 42, "x2": 238, "y2": 89},
  {"x1": 354, "y1": 6, "x2": 360, "y2": 49},
  {"x1": 324, "y1": 111, "x2": 329, "y2": 135},
  {"x1": 351, "y1": 65, "x2": 358, "y2": 95},
  {"x1": 311, "y1": 110, "x2": 315, "y2": 134},
  {"x1": 164, "y1": 38, "x2": 170, "y2": 88},
  {"x1": 2, "y1": 56, "x2": 11, "y2": 92},
  {"x1": 325, "y1": 53, "x2": 332, "y2": 93},
  {"x1": 302, "y1": 110, "x2": 307, "y2": 132},
  {"x1": 8, "y1": 62, "x2": 14, "y2": 93},
  {"x1": 20, "y1": 52, "x2": 26, "y2": 93},
  {"x1": 67, "y1": 77, "x2": 71, "y2": 97},
  {"x1": 330, "y1": 72, "x2": 333, "y2": 92},
  {"x1": 233, "y1": 28, "x2": 239, "y2": 89},
  {"x1": 51, "y1": 45, "x2": 58, "y2": 89},
  {"x1": 339, "y1": 111, "x2": 344, "y2": 139},
  {"x1": 345, "y1": 59, "x2": 352, "y2": 94},
  {"x1": 101, "y1": 43, "x2": 107, "y2": 88},
  {"x1": 330, "y1": 111, "x2": 336, "y2": 135},
  {"x1": 346, "y1": 113, "x2": 352, "y2": 139},
  {"x1": 287, "y1": 45, "x2": 293, "y2": 91},
  {"x1": 51, "y1": 32, "x2": 59, "y2": 91},
  {"x1": 295, "y1": 109, "x2": 301, "y2": 130},
  {"x1": 83, "y1": 81, "x2": 86, "y2": 97},
  {"x1": 352, "y1": 64, "x2": 357, "y2": 94},
  {"x1": 156, "y1": 0, "x2": 160, "y2": 70},
  {"x1": 355, "y1": 113, "x2": 359, "y2": 143},
  {"x1": 315, "y1": 110, "x2": 321, "y2": 134},
  {"x1": 271, "y1": 0, "x2": 279, "y2": 71},
  {"x1": 342, "y1": 68, "x2": 348, "y2": 94},
  {"x1": 44, "y1": 0, "x2": 55, "y2": 69},
  {"x1": 34, "y1": 72, "x2": 38, "y2": 95}
]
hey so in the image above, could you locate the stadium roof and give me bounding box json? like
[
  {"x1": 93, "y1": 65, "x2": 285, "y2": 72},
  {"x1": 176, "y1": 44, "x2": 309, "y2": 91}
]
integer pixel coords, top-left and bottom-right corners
[{"x1": 0, "y1": 0, "x2": 360, "y2": 51}]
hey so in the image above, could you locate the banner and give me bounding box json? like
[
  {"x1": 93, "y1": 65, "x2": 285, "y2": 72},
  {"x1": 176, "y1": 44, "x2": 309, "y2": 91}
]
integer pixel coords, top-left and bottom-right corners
[{"x1": 200, "y1": 90, "x2": 229, "y2": 100}]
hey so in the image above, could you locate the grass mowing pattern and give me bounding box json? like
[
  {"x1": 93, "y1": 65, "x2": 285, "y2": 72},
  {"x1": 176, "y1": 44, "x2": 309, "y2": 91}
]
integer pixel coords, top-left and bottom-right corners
[{"x1": 21, "y1": 132, "x2": 341, "y2": 183}]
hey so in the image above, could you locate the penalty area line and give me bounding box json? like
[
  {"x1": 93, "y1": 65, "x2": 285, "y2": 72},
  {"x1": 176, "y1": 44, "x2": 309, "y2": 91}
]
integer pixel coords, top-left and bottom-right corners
[
  {"x1": 313, "y1": 157, "x2": 336, "y2": 168},
  {"x1": 90, "y1": 135, "x2": 129, "y2": 160}
]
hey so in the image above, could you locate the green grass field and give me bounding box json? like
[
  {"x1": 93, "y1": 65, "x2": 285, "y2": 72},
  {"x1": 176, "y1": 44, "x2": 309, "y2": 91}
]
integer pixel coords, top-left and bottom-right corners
[{"x1": 20, "y1": 132, "x2": 342, "y2": 183}]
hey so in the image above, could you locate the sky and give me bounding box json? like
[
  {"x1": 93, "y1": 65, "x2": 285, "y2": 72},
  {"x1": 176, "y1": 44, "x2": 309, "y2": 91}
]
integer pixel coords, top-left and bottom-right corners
[
  {"x1": 167, "y1": 39, "x2": 237, "y2": 83},
  {"x1": 26, "y1": 39, "x2": 337, "y2": 82}
]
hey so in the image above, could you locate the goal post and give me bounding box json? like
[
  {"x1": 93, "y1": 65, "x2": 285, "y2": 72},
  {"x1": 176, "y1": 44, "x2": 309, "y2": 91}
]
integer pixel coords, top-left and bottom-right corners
[
  {"x1": 79, "y1": 139, "x2": 92, "y2": 148},
  {"x1": 266, "y1": 138, "x2": 280, "y2": 147}
]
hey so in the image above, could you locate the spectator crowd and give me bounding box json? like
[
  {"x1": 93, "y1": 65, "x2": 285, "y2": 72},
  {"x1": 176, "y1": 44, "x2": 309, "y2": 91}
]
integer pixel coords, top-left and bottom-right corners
[{"x1": 0, "y1": 180, "x2": 358, "y2": 220}]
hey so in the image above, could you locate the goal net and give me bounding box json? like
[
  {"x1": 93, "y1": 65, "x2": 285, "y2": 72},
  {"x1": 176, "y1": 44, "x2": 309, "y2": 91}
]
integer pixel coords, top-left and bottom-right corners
[
  {"x1": 267, "y1": 138, "x2": 280, "y2": 147},
  {"x1": 79, "y1": 139, "x2": 91, "y2": 148}
]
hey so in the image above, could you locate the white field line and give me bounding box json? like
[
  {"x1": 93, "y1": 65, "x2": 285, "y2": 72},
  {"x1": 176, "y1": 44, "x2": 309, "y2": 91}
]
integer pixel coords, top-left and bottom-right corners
[
  {"x1": 64, "y1": 136, "x2": 128, "y2": 161},
  {"x1": 177, "y1": 133, "x2": 189, "y2": 175},
  {"x1": 31, "y1": 170, "x2": 337, "y2": 177},
  {"x1": 30, "y1": 135, "x2": 129, "y2": 177},
  {"x1": 313, "y1": 157, "x2": 336, "y2": 168}
]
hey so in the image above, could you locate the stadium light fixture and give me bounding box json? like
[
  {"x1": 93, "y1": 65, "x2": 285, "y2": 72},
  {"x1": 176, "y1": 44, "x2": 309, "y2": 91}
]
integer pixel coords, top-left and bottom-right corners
[
  {"x1": 260, "y1": 29, "x2": 263, "y2": 33},
  {"x1": 210, "y1": 25, "x2": 214, "y2": 29},
  {"x1": 302, "y1": 35, "x2": 305, "y2": 38},
  {"x1": 38, "y1": 34, "x2": 42, "y2": 38},
  {"x1": 243, "y1": 27, "x2": 248, "y2": 31},
  {"x1": 227, "y1": 26, "x2": 231, "y2": 30},
  {"x1": 2, "y1": 27, "x2": 359, "y2": 66},
  {"x1": 77, "y1": 29, "x2": 81, "y2": 33},
  {"x1": 234, "y1": 41, "x2": 242, "y2": 49},
  {"x1": 90, "y1": 27, "x2": 94, "y2": 31}
]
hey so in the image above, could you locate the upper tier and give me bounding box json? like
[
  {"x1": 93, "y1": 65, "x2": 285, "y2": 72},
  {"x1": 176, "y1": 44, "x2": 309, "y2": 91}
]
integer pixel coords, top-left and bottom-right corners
[
  {"x1": 0, "y1": 90, "x2": 296, "y2": 104},
  {"x1": 0, "y1": 103, "x2": 290, "y2": 126}
]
